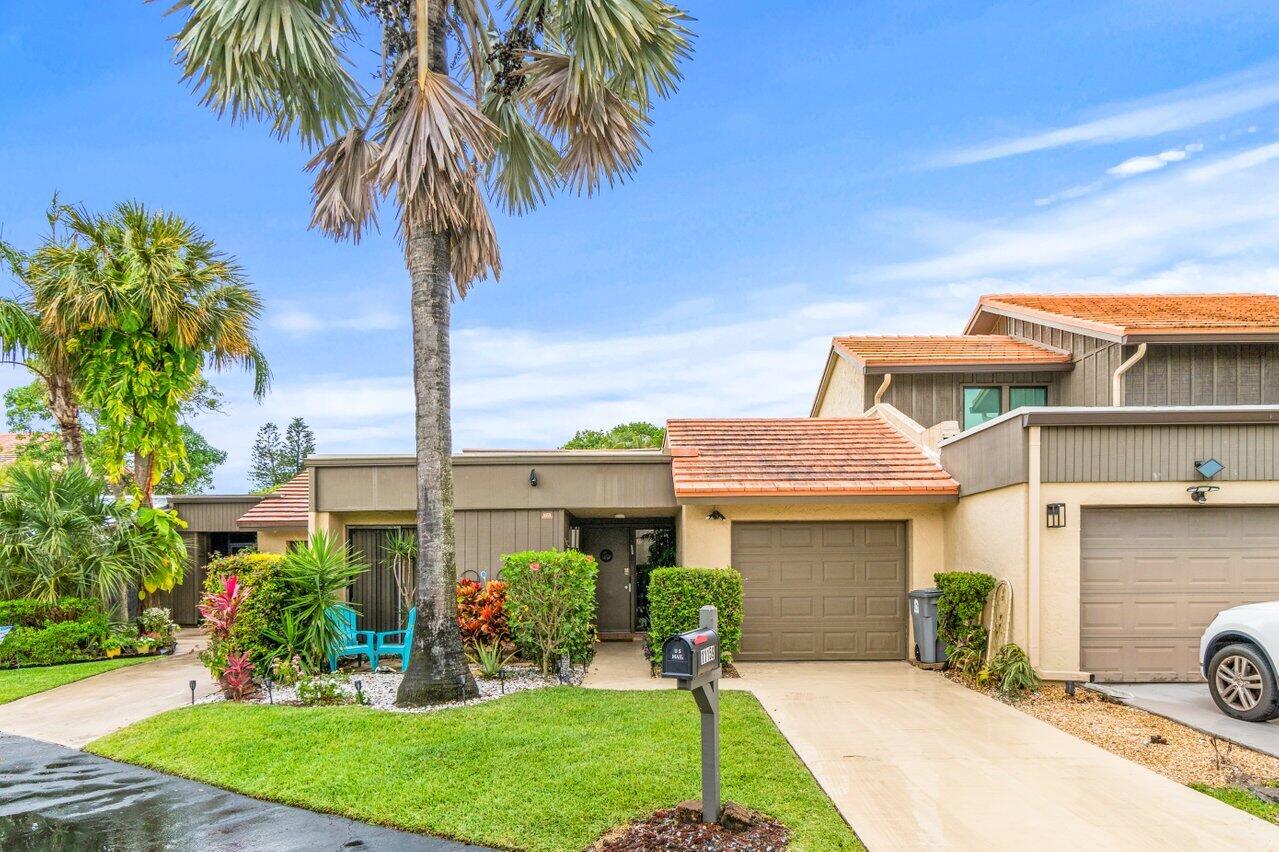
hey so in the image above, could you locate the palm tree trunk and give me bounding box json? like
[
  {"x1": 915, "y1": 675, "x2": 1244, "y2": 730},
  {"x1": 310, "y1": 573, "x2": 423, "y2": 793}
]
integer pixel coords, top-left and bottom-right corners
[
  {"x1": 47, "y1": 375, "x2": 84, "y2": 466},
  {"x1": 395, "y1": 225, "x2": 479, "y2": 705}
]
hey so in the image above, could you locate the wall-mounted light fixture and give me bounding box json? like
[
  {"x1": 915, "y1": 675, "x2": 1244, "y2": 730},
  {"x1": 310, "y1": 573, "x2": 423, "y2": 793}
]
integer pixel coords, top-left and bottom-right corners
[
  {"x1": 706, "y1": 507, "x2": 726, "y2": 521},
  {"x1": 1187, "y1": 485, "x2": 1220, "y2": 504},
  {"x1": 528, "y1": 468, "x2": 539, "y2": 487},
  {"x1": 1195, "y1": 458, "x2": 1225, "y2": 479},
  {"x1": 1046, "y1": 503, "x2": 1066, "y2": 529}
]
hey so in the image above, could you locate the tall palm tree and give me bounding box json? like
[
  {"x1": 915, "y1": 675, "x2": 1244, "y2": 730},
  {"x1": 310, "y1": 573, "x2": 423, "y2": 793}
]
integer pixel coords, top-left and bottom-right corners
[
  {"x1": 160, "y1": 0, "x2": 692, "y2": 704},
  {"x1": 26, "y1": 202, "x2": 270, "y2": 505}
]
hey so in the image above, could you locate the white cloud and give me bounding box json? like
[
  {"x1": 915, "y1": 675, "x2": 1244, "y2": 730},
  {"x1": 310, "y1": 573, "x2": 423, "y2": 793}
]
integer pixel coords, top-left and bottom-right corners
[
  {"x1": 939, "y1": 63, "x2": 1279, "y2": 166},
  {"x1": 1107, "y1": 147, "x2": 1190, "y2": 177},
  {"x1": 271, "y1": 306, "x2": 402, "y2": 334}
]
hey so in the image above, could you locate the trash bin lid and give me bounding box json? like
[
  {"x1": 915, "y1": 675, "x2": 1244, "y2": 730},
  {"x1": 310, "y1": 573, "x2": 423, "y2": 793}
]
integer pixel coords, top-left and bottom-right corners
[{"x1": 908, "y1": 587, "x2": 943, "y2": 599}]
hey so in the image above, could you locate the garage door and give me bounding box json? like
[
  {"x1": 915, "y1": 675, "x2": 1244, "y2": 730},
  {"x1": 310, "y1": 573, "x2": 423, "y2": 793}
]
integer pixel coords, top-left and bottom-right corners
[
  {"x1": 1081, "y1": 507, "x2": 1279, "y2": 682},
  {"x1": 732, "y1": 522, "x2": 907, "y2": 661}
]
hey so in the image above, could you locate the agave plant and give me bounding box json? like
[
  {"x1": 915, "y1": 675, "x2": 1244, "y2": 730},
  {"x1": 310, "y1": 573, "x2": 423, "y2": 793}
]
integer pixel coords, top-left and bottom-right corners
[
  {"x1": 160, "y1": 0, "x2": 692, "y2": 705},
  {"x1": 280, "y1": 532, "x2": 370, "y2": 669}
]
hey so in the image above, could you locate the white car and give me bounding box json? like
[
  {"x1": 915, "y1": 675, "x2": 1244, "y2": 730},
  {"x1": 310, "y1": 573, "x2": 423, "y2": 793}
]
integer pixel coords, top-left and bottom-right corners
[{"x1": 1201, "y1": 602, "x2": 1279, "y2": 723}]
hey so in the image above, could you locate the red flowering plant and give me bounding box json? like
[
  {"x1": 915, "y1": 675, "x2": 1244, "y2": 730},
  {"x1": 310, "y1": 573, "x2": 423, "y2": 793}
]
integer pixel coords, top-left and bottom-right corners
[
  {"x1": 456, "y1": 579, "x2": 510, "y2": 646},
  {"x1": 220, "y1": 651, "x2": 257, "y2": 700},
  {"x1": 197, "y1": 575, "x2": 256, "y2": 698}
]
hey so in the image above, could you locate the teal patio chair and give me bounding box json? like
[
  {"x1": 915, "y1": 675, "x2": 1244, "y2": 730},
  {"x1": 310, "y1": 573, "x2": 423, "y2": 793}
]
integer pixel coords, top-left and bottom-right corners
[
  {"x1": 327, "y1": 605, "x2": 377, "y2": 672},
  {"x1": 373, "y1": 608, "x2": 416, "y2": 671}
]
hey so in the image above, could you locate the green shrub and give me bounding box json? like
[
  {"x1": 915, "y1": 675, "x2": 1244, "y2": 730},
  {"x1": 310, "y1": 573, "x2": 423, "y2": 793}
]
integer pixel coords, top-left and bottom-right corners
[
  {"x1": 986, "y1": 643, "x2": 1041, "y2": 696},
  {"x1": 647, "y1": 567, "x2": 743, "y2": 664},
  {"x1": 203, "y1": 552, "x2": 287, "y2": 669},
  {"x1": 503, "y1": 550, "x2": 598, "y2": 674},
  {"x1": 934, "y1": 571, "x2": 997, "y2": 662},
  {"x1": 0, "y1": 613, "x2": 111, "y2": 667},
  {"x1": 0, "y1": 597, "x2": 103, "y2": 629}
]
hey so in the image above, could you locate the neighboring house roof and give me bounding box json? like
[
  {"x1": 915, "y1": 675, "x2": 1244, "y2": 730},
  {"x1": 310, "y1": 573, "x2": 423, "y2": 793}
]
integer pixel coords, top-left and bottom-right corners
[
  {"x1": 833, "y1": 334, "x2": 1071, "y2": 369},
  {"x1": 969, "y1": 293, "x2": 1279, "y2": 338},
  {"x1": 0, "y1": 433, "x2": 26, "y2": 464},
  {"x1": 664, "y1": 418, "x2": 959, "y2": 498},
  {"x1": 236, "y1": 471, "x2": 310, "y2": 528}
]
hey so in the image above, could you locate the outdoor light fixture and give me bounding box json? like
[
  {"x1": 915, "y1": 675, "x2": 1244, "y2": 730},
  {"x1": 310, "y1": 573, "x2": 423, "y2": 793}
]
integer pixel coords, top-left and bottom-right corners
[
  {"x1": 1195, "y1": 458, "x2": 1225, "y2": 479},
  {"x1": 1187, "y1": 485, "x2": 1220, "y2": 504},
  {"x1": 706, "y1": 507, "x2": 726, "y2": 521},
  {"x1": 528, "y1": 468, "x2": 539, "y2": 487},
  {"x1": 188, "y1": 679, "x2": 197, "y2": 705},
  {"x1": 265, "y1": 675, "x2": 274, "y2": 705},
  {"x1": 354, "y1": 679, "x2": 363, "y2": 705},
  {"x1": 1046, "y1": 503, "x2": 1066, "y2": 529}
]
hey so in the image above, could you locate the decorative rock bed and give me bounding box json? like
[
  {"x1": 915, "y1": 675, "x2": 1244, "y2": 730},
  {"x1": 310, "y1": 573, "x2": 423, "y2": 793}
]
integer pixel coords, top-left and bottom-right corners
[{"x1": 203, "y1": 663, "x2": 584, "y2": 713}]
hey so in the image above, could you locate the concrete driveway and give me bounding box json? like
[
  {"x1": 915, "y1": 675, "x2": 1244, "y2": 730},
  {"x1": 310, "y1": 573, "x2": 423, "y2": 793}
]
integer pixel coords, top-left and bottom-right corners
[
  {"x1": 585, "y1": 646, "x2": 1279, "y2": 848},
  {"x1": 0, "y1": 629, "x2": 218, "y2": 748},
  {"x1": 1094, "y1": 682, "x2": 1279, "y2": 759}
]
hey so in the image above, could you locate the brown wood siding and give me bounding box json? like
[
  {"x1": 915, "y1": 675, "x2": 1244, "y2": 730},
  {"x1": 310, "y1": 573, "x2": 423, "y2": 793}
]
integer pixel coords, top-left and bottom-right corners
[
  {"x1": 867, "y1": 370, "x2": 1060, "y2": 427},
  {"x1": 1041, "y1": 424, "x2": 1279, "y2": 482},
  {"x1": 455, "y1": 509, "x2": 565, "y2": 580},
  {"x1": 151, "y1": 532, "x2": 208, "y2": 625},
  {"x1": 347, "y1": 526, "x2": 415, "y2": 634},
  {"x1": 1007, "y1": 317, "x2": 1122, "y2": 406},
  {"x1": 169, "y1": 499, "x2": 262, "y2": 532},
  {"x1": 1124, "y1": 344, "x2": 1279, "y2": 406},
  {"x1": 939, "y1": 417, "x2": 1029, "y2": 495}
]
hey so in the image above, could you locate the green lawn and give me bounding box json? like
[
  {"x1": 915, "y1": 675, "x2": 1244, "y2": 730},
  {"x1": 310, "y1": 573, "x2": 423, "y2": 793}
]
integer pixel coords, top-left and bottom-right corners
[
  {"x1": 0, "y1": 656, "x2": 156, "y2": 705},
  {"x1": 1192, "y1": 784, "x2": 1279, "y2": 824},
  {"x1": 88, "y1": 687, "x2": 860, "y2": 851}
]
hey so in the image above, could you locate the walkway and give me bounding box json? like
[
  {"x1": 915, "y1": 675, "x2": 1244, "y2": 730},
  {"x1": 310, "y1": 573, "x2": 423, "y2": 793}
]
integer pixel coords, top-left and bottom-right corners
[
  {"x1": 0, "y1": 629, "x2": 218, "y2": 748},
  {"x1": 0, "y1": 733, "x2": 482, "y2": 851},
  {"x1": 584, "y1": 643, "x2": 1279, "y2": 850}
]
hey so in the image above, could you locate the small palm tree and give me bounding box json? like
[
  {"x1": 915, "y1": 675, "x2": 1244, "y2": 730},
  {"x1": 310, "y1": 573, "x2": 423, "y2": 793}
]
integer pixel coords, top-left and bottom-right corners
[{"x1": 160, "y1": 0, "x2": 692, "y2": 704}]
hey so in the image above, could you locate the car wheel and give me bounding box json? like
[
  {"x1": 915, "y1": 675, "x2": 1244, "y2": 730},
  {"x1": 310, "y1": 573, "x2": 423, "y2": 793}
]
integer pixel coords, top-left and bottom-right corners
[{"x1": 1208, "y1": 643, "x2": 1279, "y2": 722}]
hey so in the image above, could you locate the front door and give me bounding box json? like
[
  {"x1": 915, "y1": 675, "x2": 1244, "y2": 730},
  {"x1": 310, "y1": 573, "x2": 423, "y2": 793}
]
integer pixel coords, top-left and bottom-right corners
[{"x1": 582, "y1": 526, "x2": 632, "y2": 633}]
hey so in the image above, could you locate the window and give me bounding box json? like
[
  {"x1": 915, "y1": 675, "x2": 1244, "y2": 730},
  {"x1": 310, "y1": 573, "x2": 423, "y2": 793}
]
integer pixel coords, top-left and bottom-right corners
[
  {"x1": 962, "y1": 386, "x2": 1003, "y2": 430},
  {"x1": 1009, "y1": 386, "x2": 1047, "y2": 410}
]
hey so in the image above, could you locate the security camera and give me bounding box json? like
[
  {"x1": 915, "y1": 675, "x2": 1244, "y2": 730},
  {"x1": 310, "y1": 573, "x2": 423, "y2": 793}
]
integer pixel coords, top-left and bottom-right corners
[{"x1": 1187, "y1": 485, "x2": 1219, "y2": 504}]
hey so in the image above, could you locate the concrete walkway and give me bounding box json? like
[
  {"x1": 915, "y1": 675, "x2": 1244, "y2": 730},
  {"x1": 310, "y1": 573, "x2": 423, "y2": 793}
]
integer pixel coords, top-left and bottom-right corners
[
  {"x1": 0, "y1": 733, "x2": 480, "y2": 850},
  {"x1": 0, "y1": 629, "x2": 218, "y2": 748},
  {"x1": 584, "y1": 643, "x2": 1279, "y2": 850},
  {"x1": 1093, "y1": 682, "x2": 1279, "y2": 758}
]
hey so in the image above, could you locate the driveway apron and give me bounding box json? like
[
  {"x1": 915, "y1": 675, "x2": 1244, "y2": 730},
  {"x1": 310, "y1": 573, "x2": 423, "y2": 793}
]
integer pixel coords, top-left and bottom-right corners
[{"x1": 737, "y1": 661, "x2": 1279, "y2": 851}]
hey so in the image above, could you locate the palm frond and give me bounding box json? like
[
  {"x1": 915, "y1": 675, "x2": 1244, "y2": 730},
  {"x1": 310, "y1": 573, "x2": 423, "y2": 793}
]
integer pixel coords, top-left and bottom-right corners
[
  {"x1": 306, "y1": 124, "x2": 383, "y2": 241},
  {"x1": 165, "y1": 0, "x2": 365, "y2": 145},
  {"x1": 482, "y1": 93, "x2": 561, "y2": 214}
]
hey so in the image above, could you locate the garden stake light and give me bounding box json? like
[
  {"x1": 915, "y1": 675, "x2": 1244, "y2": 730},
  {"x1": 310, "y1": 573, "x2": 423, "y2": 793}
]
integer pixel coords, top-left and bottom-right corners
[
  {"x1": 188, "y1": 680, "x2": 196, "y2": 705},
  {"x1": 266, "y1": 675, "x2": 273, "y2": 704},
  {"x1": 354, "y1": 679, "x2": 363, "y2": 704}
]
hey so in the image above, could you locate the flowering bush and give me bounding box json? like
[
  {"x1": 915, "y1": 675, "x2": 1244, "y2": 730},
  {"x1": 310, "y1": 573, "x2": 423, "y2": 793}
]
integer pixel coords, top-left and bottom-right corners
[
  {"x1": 270, "y1": 654, "x2": 306, "y2": 687},
  {"x1": 502, "y1": 550, "x2": 598, "y2": 674},
  {"x1": 456, "y1": 579, "x2": 510, "y2": 645},
  {"x1": 137, "y1": 607, "x2": 178, "y2": 649}
]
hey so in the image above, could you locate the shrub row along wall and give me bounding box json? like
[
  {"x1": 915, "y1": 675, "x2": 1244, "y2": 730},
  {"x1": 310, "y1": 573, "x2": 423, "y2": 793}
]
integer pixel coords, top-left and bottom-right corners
[
  {"x1": 647, "y1": 567, "x2": 743, "y2": 664},
  {"x1": 0, "y1": 597, "x2": 110, "y2": 667}
]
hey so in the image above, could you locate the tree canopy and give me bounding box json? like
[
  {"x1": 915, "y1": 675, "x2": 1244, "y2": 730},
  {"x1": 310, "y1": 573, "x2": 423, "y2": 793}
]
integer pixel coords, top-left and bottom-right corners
[
  {"x1": 562, "y1": 421, "x2": 665, "y2": 450},
  {"x1": 248, "y1": 417, "x2": 316, "y2": 491}
]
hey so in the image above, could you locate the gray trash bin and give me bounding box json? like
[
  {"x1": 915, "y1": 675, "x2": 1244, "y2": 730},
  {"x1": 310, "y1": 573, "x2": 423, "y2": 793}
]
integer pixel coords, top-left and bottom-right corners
[{"x1": 909, "y1": 588, "x2": 946, "y2": 663}]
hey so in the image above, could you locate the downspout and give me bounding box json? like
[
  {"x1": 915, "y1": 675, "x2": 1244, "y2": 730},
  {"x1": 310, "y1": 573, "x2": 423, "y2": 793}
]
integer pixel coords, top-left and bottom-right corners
[
  {"x1": 1026, "y1": 425, "x2": 1041, "y2": 667},
  {"x1": 873, "y1": 373, "x2": 892, "y2": 406},
  {"x1": 1111, "y1": 343, "x2": 1147, "y2": 405}
]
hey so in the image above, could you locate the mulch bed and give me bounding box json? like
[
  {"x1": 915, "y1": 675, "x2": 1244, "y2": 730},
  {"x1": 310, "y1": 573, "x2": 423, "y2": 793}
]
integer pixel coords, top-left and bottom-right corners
[{"x1": 593, "y1": 803, "x2": 788, "y2": 851}]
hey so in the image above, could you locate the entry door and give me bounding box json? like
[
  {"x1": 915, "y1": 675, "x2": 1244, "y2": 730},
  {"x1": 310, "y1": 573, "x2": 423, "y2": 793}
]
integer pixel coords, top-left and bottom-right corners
[
  {"x1": 348, "y1": 527, "x2": 415, "y2": 633},
  {"x1": 582, "y1": 527, "x2": 632, "y2": 633}
]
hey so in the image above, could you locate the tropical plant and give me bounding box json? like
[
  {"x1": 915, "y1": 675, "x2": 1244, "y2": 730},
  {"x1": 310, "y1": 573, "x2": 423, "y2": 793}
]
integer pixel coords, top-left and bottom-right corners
[
  {"x1": 198, "y1": 575, "x2": 250, "y2": 641},
  {"x1": 467, "y1": 637, "x2": 515, "y2": 679},
  {"x1": 270, "y1": 653, "x2": 307, "y2": 687},
  {"x1": 456, "y1": 578, "x2": 508, "y2": 644},
  {"x1": 203, "y1": 552, "x2": 289, "y2": 668},
  {"x1": 0, "y1": 463, "x2": 187, "y2": 613},
  {"x1": 158, "y1": 0, "x2": 692, "y2": 706},
  {"x1": 986, "y1": 643, "x2": 1041, "y2": 696},
  {"x1": 221, "y1": 650, "x2": 258, "y2": 700},
  {"x1": 279, "y1": 532, "x2": 370, "y2": 669},
  {"x1": 137, "y1": 607, "x2": 179, "y2": 647},
  {"x1": 25, "y1": 202, "x2": 269, "y2": 505},
  {"x1": 502, "y1": 550, "x2": 597, "y2": 674},
  {"x1": 934, "y1": 571, "x2": 997, "y2": 658},
  {"x1": 562, "y1": 422, "x2": 665, "y2": 450},
  {"x1": 386, "y1": 529, "x2": 418, "y2": 627}
]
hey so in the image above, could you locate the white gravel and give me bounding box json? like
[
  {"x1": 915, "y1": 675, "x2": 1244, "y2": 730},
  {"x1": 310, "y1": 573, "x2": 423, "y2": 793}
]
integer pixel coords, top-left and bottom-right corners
[{"x1": 203, "y1": 664, "x2": 584, "y2": 713}]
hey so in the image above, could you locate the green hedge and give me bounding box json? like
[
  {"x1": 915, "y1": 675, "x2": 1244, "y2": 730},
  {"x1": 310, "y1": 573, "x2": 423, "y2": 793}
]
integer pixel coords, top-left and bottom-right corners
[
  {"x1": 934, "y1": 571, "x2": 997, "y2": 655},
  {"x1": 203, "y1": 552, "x2": 288, "y2": 669},
  {"x1": 502, "y1": 550, "x2": 598, "y2": 673},
  {"x1": 647, "y1": 567, "x2": 743, "y2": 664},
  {"x1": 0, "y1": 597, "x2": 103, "y2": 629},
  {"x1": 0, "y1": 610, "x2": 111, "y2": 667}
]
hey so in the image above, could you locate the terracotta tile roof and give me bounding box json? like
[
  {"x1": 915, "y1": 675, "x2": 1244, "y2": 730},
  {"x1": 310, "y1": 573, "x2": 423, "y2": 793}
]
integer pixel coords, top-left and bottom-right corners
[
  {"x1": 833, "y1": 335, "x2": 1070, "y2": 368},
  {"x1": 237, "y1": 471, "x2": 310, "y2": 528},
  {"x1": 665, "y1": 418, "x2": 959, "y2": 498},
  {"x1": 0, "y1": 433, "x2": 29, "y2": 464},
  {"x1": 979, "y1": 293, "x2": 1279, "y2": 336}
]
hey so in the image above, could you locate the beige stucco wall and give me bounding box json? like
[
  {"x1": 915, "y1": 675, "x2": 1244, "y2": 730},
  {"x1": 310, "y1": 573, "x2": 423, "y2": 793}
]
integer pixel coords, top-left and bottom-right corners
[
  {"x1": 815, "y1": 355, "x2": 865, "y2": 417},
  {"x1": 945, "y1": 479, "x2": 1279, "y2": 678},
  {"x1": 255, "y1": 527, "x2": 307, "y2": 554},
  {"x1": 310, "y1": 510, "x2": 416, "y2": 542}
]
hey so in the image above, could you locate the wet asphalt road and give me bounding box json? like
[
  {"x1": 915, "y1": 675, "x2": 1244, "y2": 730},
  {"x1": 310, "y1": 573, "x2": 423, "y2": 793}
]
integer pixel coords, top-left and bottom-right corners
[{"x1": 0, "y1": 734, "x2": 490, "y2": 851}]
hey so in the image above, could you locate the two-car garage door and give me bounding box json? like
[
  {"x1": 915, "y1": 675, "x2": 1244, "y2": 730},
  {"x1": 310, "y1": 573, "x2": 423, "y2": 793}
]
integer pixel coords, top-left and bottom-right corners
[
  {"x1": 1081, "y1": 507, "x2": 1279, "y2": 682},
  {"x1": 732, "y1": 522, "x2": 908, "y2": 661}
]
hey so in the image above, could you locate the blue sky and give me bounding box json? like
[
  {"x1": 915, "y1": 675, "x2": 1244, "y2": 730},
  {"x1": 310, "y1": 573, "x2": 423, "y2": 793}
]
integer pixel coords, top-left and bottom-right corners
[{"x1": 4, "y1": 1, "x2": 1279, "y2": 490}]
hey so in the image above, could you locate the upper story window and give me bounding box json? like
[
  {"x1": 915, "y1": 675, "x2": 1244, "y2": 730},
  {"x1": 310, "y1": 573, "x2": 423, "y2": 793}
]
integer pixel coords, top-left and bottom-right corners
[{"x1": 962, "y1": 385, "x2": 1048, "y2": 430}]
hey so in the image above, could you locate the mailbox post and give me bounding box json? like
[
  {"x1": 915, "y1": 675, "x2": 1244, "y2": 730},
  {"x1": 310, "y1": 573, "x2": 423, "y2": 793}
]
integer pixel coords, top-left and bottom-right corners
[{"x1": 660, "y1": 605, "x2": 721, "y2": 823}]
